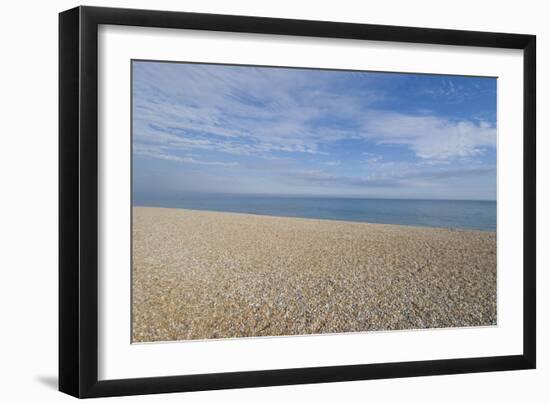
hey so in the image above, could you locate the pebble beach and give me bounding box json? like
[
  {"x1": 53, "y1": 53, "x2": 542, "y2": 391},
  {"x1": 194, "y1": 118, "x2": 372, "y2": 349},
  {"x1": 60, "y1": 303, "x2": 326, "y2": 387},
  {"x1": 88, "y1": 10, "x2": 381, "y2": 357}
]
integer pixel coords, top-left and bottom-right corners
[{"x1": 132, "y1": 207, "x2": 497, "y2": 342}]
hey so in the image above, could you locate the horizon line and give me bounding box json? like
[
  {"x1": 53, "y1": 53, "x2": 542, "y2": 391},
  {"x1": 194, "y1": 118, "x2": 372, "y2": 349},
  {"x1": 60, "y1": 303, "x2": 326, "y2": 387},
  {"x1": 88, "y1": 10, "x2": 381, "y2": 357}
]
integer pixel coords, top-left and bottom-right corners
[{"x1": 132, "y1": 191, "x2": 496, "y2": 203}]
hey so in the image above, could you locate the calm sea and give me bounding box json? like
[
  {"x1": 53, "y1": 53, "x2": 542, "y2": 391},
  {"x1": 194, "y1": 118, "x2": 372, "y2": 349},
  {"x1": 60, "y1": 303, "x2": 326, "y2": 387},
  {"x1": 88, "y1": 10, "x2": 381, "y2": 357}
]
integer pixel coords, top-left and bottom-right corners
[{"x1": 133, "y1": 194, "x2": 496, "y2": 232}]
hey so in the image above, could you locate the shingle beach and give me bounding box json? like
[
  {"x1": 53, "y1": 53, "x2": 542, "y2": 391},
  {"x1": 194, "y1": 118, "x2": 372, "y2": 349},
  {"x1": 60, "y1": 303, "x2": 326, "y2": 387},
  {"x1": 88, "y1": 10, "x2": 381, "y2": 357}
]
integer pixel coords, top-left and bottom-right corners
[{"x1": 132, "y1": 207, "x2": 497, "y2": 342}]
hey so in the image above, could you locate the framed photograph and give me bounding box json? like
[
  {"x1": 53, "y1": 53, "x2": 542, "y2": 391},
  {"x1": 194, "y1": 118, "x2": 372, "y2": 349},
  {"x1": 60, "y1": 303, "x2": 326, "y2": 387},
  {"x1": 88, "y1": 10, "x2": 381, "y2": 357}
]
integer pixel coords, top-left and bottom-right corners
[{"x1": 59, "y1": 6, "x2": 536, "y2": 398}]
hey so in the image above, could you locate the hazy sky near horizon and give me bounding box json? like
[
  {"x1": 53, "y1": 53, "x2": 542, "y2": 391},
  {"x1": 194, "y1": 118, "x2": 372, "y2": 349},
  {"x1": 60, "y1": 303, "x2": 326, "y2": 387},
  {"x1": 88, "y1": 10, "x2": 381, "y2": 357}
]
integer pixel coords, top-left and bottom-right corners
[{"x1": 132, "y1": 61, "x2": 497, "y2": 200}]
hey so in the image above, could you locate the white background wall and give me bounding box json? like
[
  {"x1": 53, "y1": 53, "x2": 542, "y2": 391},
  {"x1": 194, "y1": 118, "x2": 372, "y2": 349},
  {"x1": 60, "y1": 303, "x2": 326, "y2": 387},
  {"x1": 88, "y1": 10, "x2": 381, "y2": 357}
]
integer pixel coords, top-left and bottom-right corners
[{"x1": 0, "y1": 0, "x2": 546, "y2": 402}]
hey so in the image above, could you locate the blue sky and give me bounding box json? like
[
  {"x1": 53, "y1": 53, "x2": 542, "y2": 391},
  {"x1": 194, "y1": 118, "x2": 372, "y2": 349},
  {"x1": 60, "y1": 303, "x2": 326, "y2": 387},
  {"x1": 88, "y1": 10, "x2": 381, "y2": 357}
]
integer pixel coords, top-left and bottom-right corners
[{"x1": 132, "y1": 61, "x2": 497, "y2": 200}]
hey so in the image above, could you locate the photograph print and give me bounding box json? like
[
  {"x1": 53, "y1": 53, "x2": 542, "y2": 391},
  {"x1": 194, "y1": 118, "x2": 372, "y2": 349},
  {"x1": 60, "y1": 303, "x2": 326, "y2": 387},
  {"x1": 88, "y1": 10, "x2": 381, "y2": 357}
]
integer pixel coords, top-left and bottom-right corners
[{"x1": 131, "y1": 60, "x2": 497, "y2": 343}]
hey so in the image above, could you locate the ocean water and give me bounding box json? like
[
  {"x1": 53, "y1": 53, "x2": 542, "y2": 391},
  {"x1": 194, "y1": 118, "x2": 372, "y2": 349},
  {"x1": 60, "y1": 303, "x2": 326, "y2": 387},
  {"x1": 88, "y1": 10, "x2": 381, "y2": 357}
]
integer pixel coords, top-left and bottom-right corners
[{"x1": 134, "y1": 194, "x2": 496, "y2": 232}]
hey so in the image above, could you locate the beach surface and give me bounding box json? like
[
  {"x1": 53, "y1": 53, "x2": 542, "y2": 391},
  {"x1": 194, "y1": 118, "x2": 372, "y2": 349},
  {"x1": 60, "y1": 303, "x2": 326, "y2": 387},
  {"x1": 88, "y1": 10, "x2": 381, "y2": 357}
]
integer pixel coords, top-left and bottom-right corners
[{"x1": 132, "y1": 207, "x2": 497, "y2": 342}]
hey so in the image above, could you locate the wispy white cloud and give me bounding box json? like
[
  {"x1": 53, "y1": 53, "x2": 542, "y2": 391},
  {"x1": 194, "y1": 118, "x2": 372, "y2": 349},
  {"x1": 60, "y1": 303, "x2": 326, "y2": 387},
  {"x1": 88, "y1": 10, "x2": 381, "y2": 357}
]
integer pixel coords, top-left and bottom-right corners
[
  {"x1": 132, "y1": 61, "x2": 496, "y2": 199},
  {"x1": 286, "y1": 164, "x2": 496, "y2": 190},
  {"x1": 133, "y1": 62, "x2": 377, "y2": 159},
  {"x1": 134, "y1": 145, "x2": 239, "y2": 167},
  {"x1": 134, "y1": 62, "x2": 495, "y2": 165},
  {"x1": 359, "y1": 112, "x2": 496, "y2": 161}
]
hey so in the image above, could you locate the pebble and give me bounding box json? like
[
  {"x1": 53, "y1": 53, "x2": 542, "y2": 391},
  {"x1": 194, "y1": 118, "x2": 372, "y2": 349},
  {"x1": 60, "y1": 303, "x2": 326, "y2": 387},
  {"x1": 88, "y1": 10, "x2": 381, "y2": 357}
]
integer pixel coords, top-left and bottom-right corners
[{"x1": 132, "y1": 207, "x2": 497, "y2": 342}]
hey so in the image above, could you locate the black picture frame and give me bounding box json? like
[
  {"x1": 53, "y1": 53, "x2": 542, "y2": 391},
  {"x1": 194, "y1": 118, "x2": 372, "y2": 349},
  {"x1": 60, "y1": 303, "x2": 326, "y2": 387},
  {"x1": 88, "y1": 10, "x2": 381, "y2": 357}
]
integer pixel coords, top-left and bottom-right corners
[{"x1": 59, "y1": 5, "x2": 536, "y2": 398}]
